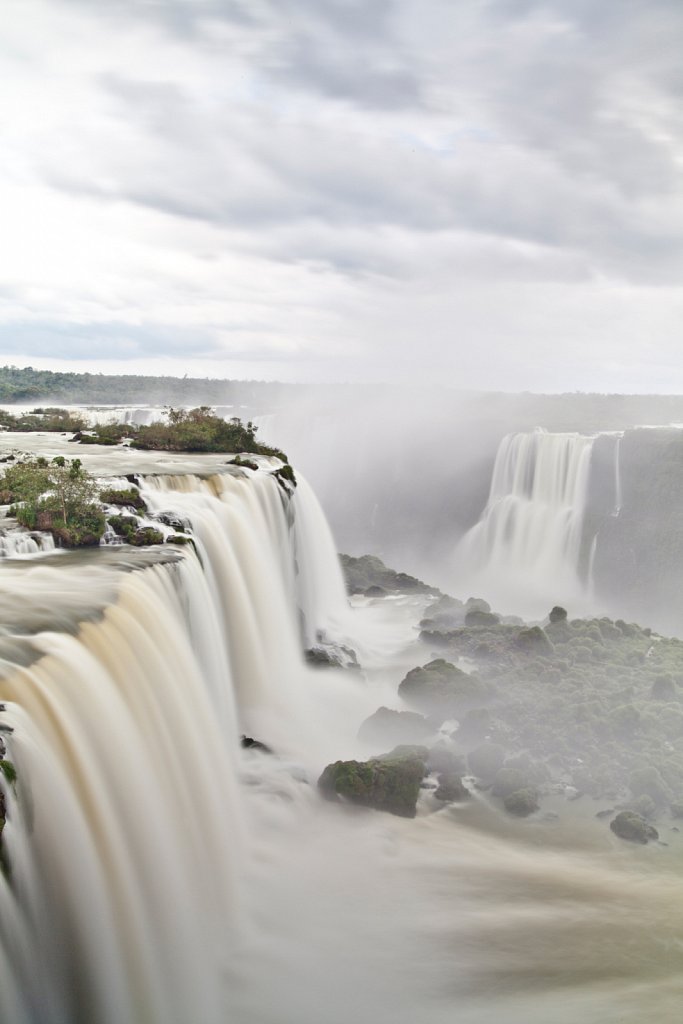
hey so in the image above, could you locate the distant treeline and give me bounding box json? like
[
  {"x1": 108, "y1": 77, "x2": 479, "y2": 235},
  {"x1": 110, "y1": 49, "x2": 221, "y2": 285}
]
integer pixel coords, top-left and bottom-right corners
[
  {"x1": 0, "y1": 365, "x2": 298, "y2": 406},
  {"x1": 3, "y1": 366, "x2": 683, "y2": 433}
]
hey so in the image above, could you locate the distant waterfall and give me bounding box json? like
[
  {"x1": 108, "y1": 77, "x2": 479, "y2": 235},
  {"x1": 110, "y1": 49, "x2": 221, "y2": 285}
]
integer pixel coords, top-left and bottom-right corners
[
  {"x1": 455, "y1": 430, "x2": 595, "y2": 615},
  {"x1": 613, "y1": 434, "x2": 622, "y2": 516}
]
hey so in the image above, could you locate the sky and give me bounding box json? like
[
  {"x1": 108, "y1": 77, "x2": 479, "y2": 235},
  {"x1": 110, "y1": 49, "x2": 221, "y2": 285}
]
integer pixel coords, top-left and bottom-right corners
[{"x1": 1, "y1": 0, "x2": 682, "y2": 390}]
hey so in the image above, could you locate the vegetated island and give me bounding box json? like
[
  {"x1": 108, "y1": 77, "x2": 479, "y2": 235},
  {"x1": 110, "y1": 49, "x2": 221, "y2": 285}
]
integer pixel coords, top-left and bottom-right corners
[{"x1": 0, "y1": 407, "x2": 294, "y2": 549}]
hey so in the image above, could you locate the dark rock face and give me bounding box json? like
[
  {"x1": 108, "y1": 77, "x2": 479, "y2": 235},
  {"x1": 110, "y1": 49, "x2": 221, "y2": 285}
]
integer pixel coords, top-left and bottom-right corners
[
  {"x1": 358, "y1": 707, "x2": 431, "y2": 747},
  {"x1": 318, "y1": 745, "x2": 428, "y2": 818},
  {"x1": 305, "y1": 643, "x2": 359, "y2": 670},
  {"x1": 434, "y1": 773, "x2": 469, "y2": 802},
  {"x1": 398, "y1": 659, "x2": 490, "y2": 717},
  {"x1": 587, "y1": 429, "x2": 683, "y2": 636},
  {"x1": 610, "y1": 811, "x2": 659, "y2": 843},
  {"x1": 240, "y1": 736, "x2": 273, "y2": 754},
  {"x1": 549, "y1": 606, "x2": 568, "y2": 623},
  {"x1": 339, "y1": 554, "x2": 440, "y2": 598}
]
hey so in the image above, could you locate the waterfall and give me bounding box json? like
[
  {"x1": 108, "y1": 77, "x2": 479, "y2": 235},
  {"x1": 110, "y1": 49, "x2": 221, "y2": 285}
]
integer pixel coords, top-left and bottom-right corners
[
  {"x1": 0, "y1": 467, "x2": 364, "y2": 1024},
  {"x1": 0, "y1": 532, "x2": 55, "y2": 558},
  {"x1": 455, "y1": 429, "x2": 595, "y2": 616},
  {"x1": 613, "y1": 434, "x2": 623, "y2": 516}
]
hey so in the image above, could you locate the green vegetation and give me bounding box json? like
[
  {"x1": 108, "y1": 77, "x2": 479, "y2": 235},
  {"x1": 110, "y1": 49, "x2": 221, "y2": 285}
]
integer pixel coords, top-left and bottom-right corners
[
  {"x1": 107, "y1": 515, "x2": 163, "y2": 547},
  {"x1": 3, "y1": 457, "x2": 105, "y2": 547},
  {"x1": 78, "y1": 406, "x2": 291, "y2": 462},
  {"x1": 418, "y1": 605, "x2": 683, "y2": 818},
  {"x1": 0, "y1": 407, "x2": 86, "y2": 432},
  {"x1": 99, "y1": 488, "x2": 147, "y2": 511},
  {"x1": 318, "y1": 745, "x2": 429, "y2": 818}
]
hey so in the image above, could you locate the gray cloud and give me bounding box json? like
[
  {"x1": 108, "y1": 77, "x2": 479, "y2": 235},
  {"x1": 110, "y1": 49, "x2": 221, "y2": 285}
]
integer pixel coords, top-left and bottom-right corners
[{"x1": 2, "y1": 0, "x2": 683, "y2": 386}]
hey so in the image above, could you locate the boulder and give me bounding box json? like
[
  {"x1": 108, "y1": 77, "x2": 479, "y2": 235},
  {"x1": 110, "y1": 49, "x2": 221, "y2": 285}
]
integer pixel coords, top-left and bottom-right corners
[
  {"x1": 434, "y1": 772, "x2": 469, "y2": 802},
  {"x1": 240, "y1": 735, "x2": 273, "y2": 754},
  {"x1": 358, "y1": 707, "x2": 431, "y2": 747},
  {"x1": 504, "y1": 788, "x2": 539, "y2": 817},
  {"x1": 610, "y1": 811, "x2": 659, "y2": 844},
  {"x1": 305, "y1": 643, "x2": 359, "y2": 670},
  {"x1": 515, "y1": 626, "x2": 554, "y2": 657},
  {"x1": 318, "y1": 745, "x2": 428, "y2": 818},
  {"x1": 464, "y1": 610, "x2": 501, "y2": 627},
  {"x1": 549, "y1": 606, "x2": 568, "y2": 623},
  {"x1": 398, "y1": 659, "x2": 489, "y2": 717}
]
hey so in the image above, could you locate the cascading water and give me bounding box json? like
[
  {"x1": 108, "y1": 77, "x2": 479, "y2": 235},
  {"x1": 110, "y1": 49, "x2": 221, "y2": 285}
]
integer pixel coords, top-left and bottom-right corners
[
  {"x1": 0, "y1": 532, "x2": 55, "y2": 558},
  {"x1": 0, "y1": 466, "x2": 365, "y2": 1024},
  {"x1": 455, "y1": 429, "x2": 595, "y2": 616}
]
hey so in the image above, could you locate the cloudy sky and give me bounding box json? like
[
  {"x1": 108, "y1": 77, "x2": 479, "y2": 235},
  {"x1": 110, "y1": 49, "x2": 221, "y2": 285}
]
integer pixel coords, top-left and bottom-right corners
[{"x1": 1, "y1": 0, "x2": 682, "y2": 389}]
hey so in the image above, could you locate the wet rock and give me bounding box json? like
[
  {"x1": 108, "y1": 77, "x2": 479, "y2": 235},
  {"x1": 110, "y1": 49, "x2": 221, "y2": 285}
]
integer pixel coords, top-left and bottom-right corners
[
  {"x1": 434, "y1": 772, "x2": 469, "y2": 802},
  {"x1": 358, "y1": 707, "x2": 431, "y2": 747},
  {"x1": 240, "y1": 735, "x2": 273, "y2": 754},
  {"x1": 154, "y1": 510, "x2": 190, "y2": 532},
  {"x1": 398, "y1": 659, "x2": 490, "y2": 717},
  {"x1": 465, "y1": 610, "x2": 501, "y2": 627},
  {"x1": 549, "y1": 606, "x2": 568, "y2": 623},
  {"x1": 339, "y1": 554, "x2": 440, "y2": 597},
  {"x1": 504, "y1": 788, "x2": 539, "y2": 816},
  {"x1": 318, "y1": 745, "x2": 428, "y2": 818},
  {"x1": 515, "y1": 626, "x2": 554, "y2": 657},
  {"x1": 610, "y1": 811, "x2": 659, "y2": 844},
  {"x1": 305, "y1": 643, "x2": 359, "y2": 670}
]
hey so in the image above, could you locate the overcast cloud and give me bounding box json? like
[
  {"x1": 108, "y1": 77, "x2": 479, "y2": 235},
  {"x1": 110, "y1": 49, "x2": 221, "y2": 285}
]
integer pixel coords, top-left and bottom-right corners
[{"x1": 1, "y1": 0, "x2": 682, "y2": 388}]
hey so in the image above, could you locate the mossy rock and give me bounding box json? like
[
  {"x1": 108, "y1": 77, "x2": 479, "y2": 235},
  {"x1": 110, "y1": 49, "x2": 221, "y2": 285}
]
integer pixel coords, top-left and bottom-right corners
[
  {"x1": 434, "y1": 772, "x2": 469, "y2": 802},
  {"x1": 549, "y1": 606, "x2": 568, "y2": 623},
  {"x1": 398, "y1": 659, "x2": 489, "y2": 717},
  {"x1": 358, "y1": 707, "x2": 431, "y2": 747},
  {"x1": 610, "y1": 811, "x2": 659, "y2": 844},
  {"x1": 464, "y1": 610, "x2": 501, "y2": 627},
  {"x1": 131, "y1": 527, "x2": 164, "y2": 547},
  {"x1": 318, "y1": 745, "x2": 428, "y2": 818},
  {"x1": 492, "y1": 767, "x2": 531, "y2": 799},
  {"x1": 650, "y1": 675, "x2": 677, "y2": 701},
  {"x1": 515, "y1": 626, "x2": 554, "y2": 657},
  {"x1": 100, "y1": 487, "x2": 146, "y2": 511},
  {"x1": 503, "y1": 788, "x2": 539, "y2": 816}
]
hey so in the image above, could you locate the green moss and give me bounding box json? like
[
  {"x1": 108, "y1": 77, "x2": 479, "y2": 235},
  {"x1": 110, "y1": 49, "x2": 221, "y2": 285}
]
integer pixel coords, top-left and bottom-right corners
[
  {"x1": 318, "y1": 746, "x2": 428, "y2": 818},
  {"x1": 100, "y1": 488, "x2": 146, "y2": 511}
]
